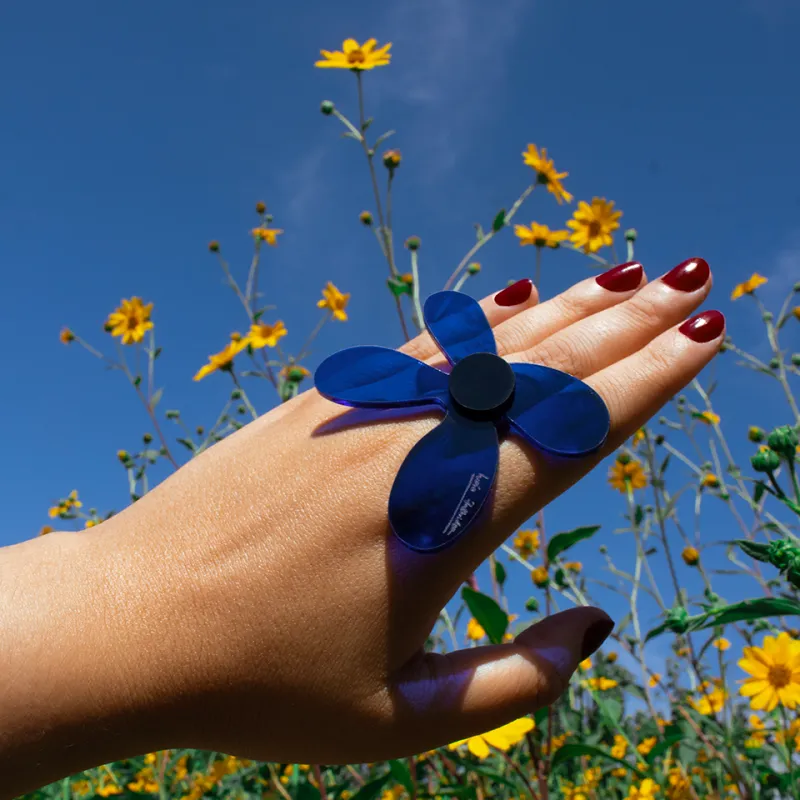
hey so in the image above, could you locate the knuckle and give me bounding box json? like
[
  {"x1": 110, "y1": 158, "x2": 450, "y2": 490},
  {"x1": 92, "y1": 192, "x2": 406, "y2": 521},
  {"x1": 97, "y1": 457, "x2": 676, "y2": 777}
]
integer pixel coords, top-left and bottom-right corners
[
  {"x1": 526, "y1": 332, "x2": 590, "y2": 377},
  {"x1": 621, "y1": 290, "x2": 663, "y2": 331}
]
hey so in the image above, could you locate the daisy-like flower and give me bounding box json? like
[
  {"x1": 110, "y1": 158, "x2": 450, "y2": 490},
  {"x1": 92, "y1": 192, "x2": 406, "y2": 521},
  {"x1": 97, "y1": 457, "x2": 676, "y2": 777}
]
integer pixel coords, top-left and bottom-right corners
[
  {"x1": 579, "y1": 657, "x2": 592, "y2": 671},
  {"x1": 447, "y1": 717, "x2": 534, "y2": 760},
  {"x1": 689, "y1": 686, "x2": 726, "y2": 715},
  {"x1": 637, "y1": 736, "x2": 657, "y2": 756},
  {"x1": 514, "y1": 221, "x2": 570, "y2": 249},
  {"x1": 247, "y1": 321, "x2": 287, "y2": 349},
  {"x1": 731, "y1": 273, "x2": 768, "y2": 300},
  {"x1": 193, "y1": 338, "x2": 249, "y2": 382},
  {"x1": 610, "y1": 735, "x2": 627, "y2": 759},
  {"x1": 466, "y1": 618, "x2": 486, "y2": 641},
  {"x1": 48, "y1": 489, "x2": 82, "y2": 518},
  {"x1": 531, "y1": 565, "x2": 549, "y2": 587},
  {"x1": 315, "y1": 38, "x2": 392, "y2": 71},
  {"x1": 739, "y1": 631, "x2": 800, "y2": 711},
  {"x1": 608, "y1": 456, "x2": 647, "y2": 492},
  {"x1": 317, "y1": 281, "x2": 350, "y2": 321},
  {"x1": 632, "y1": 428, "x2": 646, "y2": 446},
  {"x1": 522, "y1": 144, "x2": 573, "y2": 204},
  {"x1": 251, "y1": 227, "x2": 283, "y2": 246},
  {"x1": 561, "y1": 783, "x2": 589, "y2": 800},
  {"x1": 627, "y1": 779, "x2": 659, "y2": 800},
  {"x1": 106, "y1": 297, "x2": 154, "y2": 345},
  {"x1": 714, "y1": 637, "x2": 731, "y2": 651},
  {"x1": 649, "y1": 673, "x2": 661, "y2": 687},
  {"x1": 701, "y1": 473, "x2": 720, "y2": 488},
  {"x1": 59, "y1": 327, "x2": 75, "y2": 344},
  {"x1": 567, "y1": 198, "x2": 622, "y2": 254},
  {"x1": 696, "y1": 411, "x2": 720, "y2": 425},
  {"x1": 584, "y1": 677, "x2": 618, "y2": 691},
  {"x1": 514, "y1": 528, "x2": 540, "y2": 556}
]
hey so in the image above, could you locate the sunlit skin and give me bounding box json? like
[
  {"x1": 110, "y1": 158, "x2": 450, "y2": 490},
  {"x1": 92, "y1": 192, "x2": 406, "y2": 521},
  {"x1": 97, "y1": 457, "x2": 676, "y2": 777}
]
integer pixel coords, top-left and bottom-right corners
[{"x1": 0, "y1": 262, "x2": 723, "y2": 796}]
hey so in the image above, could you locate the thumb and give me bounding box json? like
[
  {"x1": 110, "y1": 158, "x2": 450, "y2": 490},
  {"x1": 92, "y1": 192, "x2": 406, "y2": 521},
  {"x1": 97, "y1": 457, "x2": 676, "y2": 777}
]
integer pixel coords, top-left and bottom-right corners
[{"x1": 389, "y1": 607, "x2": 613, "y2": 754}]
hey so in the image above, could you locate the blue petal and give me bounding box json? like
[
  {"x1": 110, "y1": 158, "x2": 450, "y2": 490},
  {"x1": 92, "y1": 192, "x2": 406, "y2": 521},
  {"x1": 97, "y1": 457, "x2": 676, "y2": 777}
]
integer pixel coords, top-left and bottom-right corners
[
  {"x1": 423, "y1": 291, "x2": 496, "y2": 365},
  {"x1": 507, "y1": 362, "x2": 610, "y2": 457},
  {"x1": 389, "y1": 413, "x2": 498, "y2": 552},
  {"x1": 314, "y1": 346, "x2": 449, "y2": 408}
]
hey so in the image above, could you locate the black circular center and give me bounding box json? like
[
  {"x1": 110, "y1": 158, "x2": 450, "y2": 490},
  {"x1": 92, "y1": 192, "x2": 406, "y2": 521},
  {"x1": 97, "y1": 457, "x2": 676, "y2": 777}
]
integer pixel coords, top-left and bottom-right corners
[{"x1": 448, "y1": 352, "x2": 516, "y2": 421}]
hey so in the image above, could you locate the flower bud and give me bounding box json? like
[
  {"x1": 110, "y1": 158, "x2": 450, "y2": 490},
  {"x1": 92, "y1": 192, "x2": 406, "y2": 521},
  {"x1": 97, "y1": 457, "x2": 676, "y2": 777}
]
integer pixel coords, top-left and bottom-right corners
[
  {"x1": 39, "y1": 525, "x2": 54, "y2": 536},
  {"x1": 791, "y1": 354, "x2": 800, "y2": 366},
  {"x1": 59, "y1": 327, "x2": 75, "y2": 345},
  {"x1": 467, "y1": 262, "x2": 481, "y2": 275},
  {"x1": 616, "y1": 451, "x2": 632, "y2": 465},
  {"x1": 196, "y1": 426, "x2": 205, "y2": 436},
  {"x1": 117, "y1": 450, "x2": 130, "y2": 463},
  {"x1": 208, "y1": 241, "x2": 220, "y2": 253},
  {"x1": 400, "y1": 273, "x2": 414, "y2": 284},
  {"x1": 237, "y1": 405, "x2": 247, "y2": 415},
  {"x1": 748, "y1": 426, "x2": 765, "y2": 443},
  {"x1": 665, "y1": 606, "x2": 691, "y2": 633},
  {"x1": 624, "y1": 228, "x2": 638, "y2": 242},
  {"x1": 682, "y1": 546, "x2": 700, "y2": 566},
  {"x1": 359, "y1": 210, "x2": 373, "y2": 226},
  {"x1": 165, "y1": 409, "x2": 180, "y2": 419},
  {"x1": 655, "y1": 434, "x2": 665, "y2": 445},
  {"x1": 287, "y1": 366, "x2": 308, "y2": 382},
  {"x1": 767, "y1": 425, "x2": 798, "y2": 459},
  {"x1": 231, "y1": 389, "x2": 242, "y2": 400},
  {"x1": 142, "y1": 433, "x2": 153, "y2": 444},
  {"x1": 762, "y1": 311, "x2": 773, "y2": 323},
  {"x1": 794, "y1": 282, "x2": 800, "y2": 292},
  {"x1": 531, "y1": 565, "x2": 549, "y2": 587},
  {"x1": 320, "y1": 100, "x2": 335, "y2": 116},
  {"x1": 383, "y1": 149, "x2": 402, "y2": 169},
  {"x1": 404, "y1": 236, "x2": 421, "y2": 251},
  {"x1": 751, "y1": 448, "x2": 781, "y2": 473},
  {"x1": 769, "y1": 357, "x2": 780, "y2": 370},
  {"x1": 255, "y1": 201, "x2": 266, "y2": 214},
  {"x1": 525, "y1": 597, "x2": 539, "y2": 612}
]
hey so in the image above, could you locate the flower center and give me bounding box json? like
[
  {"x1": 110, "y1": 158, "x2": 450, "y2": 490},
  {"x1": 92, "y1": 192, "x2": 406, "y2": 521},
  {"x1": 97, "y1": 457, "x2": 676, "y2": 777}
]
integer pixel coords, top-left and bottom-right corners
[
  {"x1": 768, "y1": 664, "x2": 792, "y2": 688},
  {"x1": 448, "y1": 352, "x2": 515, "y2": 421},
  {"x1": 588, "y1": 221, "x2": 602, "y2": 238},
  {"x1": 347, "y1": 49, "x2": 366, "y2": 65},
  {"x1": 126, "y1": 314, "x2": 139, "y2": 330}
]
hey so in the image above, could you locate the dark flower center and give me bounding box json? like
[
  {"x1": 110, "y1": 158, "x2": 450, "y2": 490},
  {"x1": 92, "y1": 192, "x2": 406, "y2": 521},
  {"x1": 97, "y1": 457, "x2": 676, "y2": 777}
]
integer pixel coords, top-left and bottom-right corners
[{"x1": 448, "y1": 352, "x2": 515, "y2": 421}]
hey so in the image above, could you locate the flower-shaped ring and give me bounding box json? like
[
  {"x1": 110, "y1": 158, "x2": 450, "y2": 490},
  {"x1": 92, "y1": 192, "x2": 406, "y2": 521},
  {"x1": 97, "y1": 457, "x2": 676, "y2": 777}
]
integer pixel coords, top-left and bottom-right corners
[{"x1": 314, "y1": 290, "x2": 610, "y2": 553}]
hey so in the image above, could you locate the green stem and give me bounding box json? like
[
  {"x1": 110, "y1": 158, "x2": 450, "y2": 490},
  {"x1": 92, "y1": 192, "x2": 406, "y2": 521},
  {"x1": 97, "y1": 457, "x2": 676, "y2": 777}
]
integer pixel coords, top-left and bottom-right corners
[
  {"x1": 410, "y1": 250, "x2": 424, "y2": 330},
  {"x1": 230, "y1": 371, "x2": 258, "y2": 420}
]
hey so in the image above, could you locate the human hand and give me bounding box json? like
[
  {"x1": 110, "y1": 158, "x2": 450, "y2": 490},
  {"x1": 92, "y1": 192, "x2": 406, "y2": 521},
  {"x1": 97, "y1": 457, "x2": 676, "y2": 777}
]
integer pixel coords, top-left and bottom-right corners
[{"x1": 1, "y1": 258, "x2": 722, "y2": 791}]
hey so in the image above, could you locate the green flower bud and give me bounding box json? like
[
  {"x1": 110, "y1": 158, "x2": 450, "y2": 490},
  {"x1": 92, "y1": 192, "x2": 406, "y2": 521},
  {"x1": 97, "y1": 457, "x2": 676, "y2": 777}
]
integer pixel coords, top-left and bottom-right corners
[
  {"x1": 767, "y1": 425, "x2": 798, "y2": 458},
  {"x1": 655, "y1": 434, "x2": 665, "y2": 445},
  {"x1": 525, "y1": 597, "x2": 539, "y2": 612},
  {"x1": 794, "y1": 281, "x2": 800, "y2": 292},
  {"x1": 404, "y1": 236, "x2": 421, "y2": 251},
  {"x1": 237, "y1": 405, "x2": 247, "y2": 415},
  {"x1": 624, "y1": 228, "x2": 638, "y2": 242},
  {"x1": 665, "y1": 606, "x2": 690, "y2": 634},
  {"x1": 766, "y1": 539, "x2": 799, "y2": 571},
  {"x1": 287, "y1": 366, "x2": 308, "y2": 382},
  {"x1": 769, "y1": 357, "x2": 781, "y2": 370},
  {"x1": 751, "y1": 448, "x2": 781, "y2": 473},
  {"x1": 166, "y1": 409, "x2": 180, "y2": 419},
  {"x1": 320, "y1": 100, "x2": 335, "y2": 116},
  {"x1": 467, "y1": 262, "x2": 481, "y2": 275},
  {"x1": 142, "y1": 433, "x2": 153, "y2": 444},
  {"x1": 359, "y1": 210, "x2": 373, "y2": 226},
  {"x1": 159, "y1": 447, "x2": 167, "y2": 456},
  {"x1": 658, "y1": 416, "x2": 667, "y2": 424},
  {"x1": 763, "y1": 311, "x2": 774, "y2": 323},
  {"x1": 196, "y1": 426, "x2": 205, "y2": 436},
  {"x1": 616, "y1": 451, "x2": 632, "y2": 465},
  {"x1": 748, "y1": 426, "x2": 765, "y2": 443},
  {"x1": 208, "y1": 241, "x2": 220, "y2": 253},
  {"x1": 791, "y1": 354, "x2": 800, "y2": 366},
  {"x1": 231, "y1": 389, "x2": 242, "y2": 400}
]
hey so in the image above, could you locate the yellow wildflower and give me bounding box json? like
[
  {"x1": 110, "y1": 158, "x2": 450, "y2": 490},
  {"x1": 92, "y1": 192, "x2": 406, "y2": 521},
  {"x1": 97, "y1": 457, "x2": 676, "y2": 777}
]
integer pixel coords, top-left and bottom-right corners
[
  {"x1": 637, "y1": 736, "x2": 657, "y2": 756},
  {"x1": 48, "y1": 489, "x2": 82, "y2": 518},
  {"x1": 514, "y1": 221, "x2": 570, "y2": 248},
  {"x1": 315, "y1": 38, "x2": 392, "y2": 71},
  {"x1": 632, "y1": 428, "x2": 646, "y2": 446},
  {"x1": 739, "y1": 631, "x2": 800, "y2": 711},
  {"x1": 381, "y1": 786, "x2": 406, "y2": 800},
  {"x1": 106, "y1": 297, "x2": 154, "y2": 345},
  {"x1": 564, "y1": 561, "x2": 582, "y2": 572},
  {"x1": 384, "y1": 150, "x2": 403, "y2": 169},
  {"x1": 690, "y1": 686, "x2": 726, "y2": 715},
  {"x1": 543, "y1": 732, "x2": 570, "y2": 755},
  {"x1": 531, "y1": 565, "x2": 549, "y2": 587},
  {"x1": 696, "y1": 411, "x2": 720, "y2": 425},
  {"x1": 317, "y1": 281, "x2": 350, "y2": 321},
  {"x1": 39, "y1": 525, "x2": 55, "y2": 536},
  {"x1": 583, "y1": 767, "x2": 601, "y2": 790},
  {"x1": 193, "y1": 338, "x2": 248, "y2": 381},
  {"x1": 247, "y1": 320, "x2": 288, "y2": 349},
  {"x1": 280, "y1": 365, "x2": 311, "y2": 381},
  {"x1": 701, "y1": 473, "x2": 720, "y2": 488},
  {"x1": 71, "y1": 781, "x2": 92, "y2": 798},
  {"x1": 567, "y1": 197, "x2": 622, "y2": 254},
  {"x1": 128, "y1": 766, "x2": 160, "y2": 793},
  {"x1": 682, "y1": 546, "x2": 700, "y2": 566},
  {"x1": 666, "y1": 769, "x2": 691, "y2": 800},
  {"x1": 584, "y1": 677, "x2": 618, "y2": 691},
  {"x1": 627, "y1": 778, "x2": 659, "y2": 799},
  {"x1": 251, "y1": 227, "x2": 283, "y2": 246},
  {"x1": 793, "y1": 307, "x2": 800, "y2": 321},
  {"x1": 502, "y1": 613, "x2": 519, "y2": 643},
  {"x1": 612, "y1": 768, "x2": 628, "y2": 779},
  {"x1": 514, "y1": 528, "x2": 540, "y2": 556},
  {"x1": 448, "y1": 717, "x2": 534, "y2": 760},
  {"x1": 731, "y1": 273, "x2": 768, "y2": 300},
  {"x1": 466, "y1": 618, "x2": 486, "y2": 641},
  {"x1": 561, "y1": 783, "x2": 588, "y2": 800},
  {"x1": 714, "y1": 637, "x2": 731, "y2": 651},
  {"x1": 610, "y1": 735, "x2": 627, "y2": 759},
  {"x1": 649, "y1": 673, "x2": 661, "y2": 688},
  {"x1": 608, "y1": 457, "x2": 647, "y2": 492},
  {"x1": 522, "y1": 144, "x2": 573, "y2": 204},
  {"x1": 85, "y1": 519, "x2": 97, "y2": 528},
  {"x1": 59, "y1": 327, "x2": 75, "y2": 344},
  {"x1": 579, "y1": 657, "x2": 592, "y2": 671}
]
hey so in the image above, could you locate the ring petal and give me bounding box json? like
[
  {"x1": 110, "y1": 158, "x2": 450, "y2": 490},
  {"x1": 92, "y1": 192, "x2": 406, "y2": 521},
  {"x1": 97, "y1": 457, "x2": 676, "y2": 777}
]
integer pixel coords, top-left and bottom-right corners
[{"x1": 424, "y1": 291, "x2": 497, "y2": 365}]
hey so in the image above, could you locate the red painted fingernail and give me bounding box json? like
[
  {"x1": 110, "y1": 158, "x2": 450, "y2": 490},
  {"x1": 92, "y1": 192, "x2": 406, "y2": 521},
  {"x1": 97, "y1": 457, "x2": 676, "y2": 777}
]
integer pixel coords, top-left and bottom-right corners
[
  {"x1": 661, "y1": 257, "x2": 710, "y2": 292},
  {"x1": 494, "y1": 278, "x2": 533, "y2": 307},
  {"x1": 595, "y1": 261, "x2": 643, "y2": 292},
  {"x1": 679, "y1": 310, "x2": 725, "y2": 343}
]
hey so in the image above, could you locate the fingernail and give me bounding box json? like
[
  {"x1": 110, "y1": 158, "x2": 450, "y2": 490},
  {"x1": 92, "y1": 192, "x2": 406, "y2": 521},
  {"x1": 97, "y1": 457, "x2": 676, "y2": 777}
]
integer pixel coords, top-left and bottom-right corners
[
  {"x1": 580, "y1": 617, "x2": 614, "y2": 660},
  {"x1": 495, "y1": 278, "x2": 533, "y2": 307},
  {"x1": 679, "y1": 310, "x2": 725, "y2": 343},
  {"x1": 595, "y1": 261, "x2": 643, "y2": 292},
  {"x1": 660, "y1": 257, "x2": 710, "y2": 292}
]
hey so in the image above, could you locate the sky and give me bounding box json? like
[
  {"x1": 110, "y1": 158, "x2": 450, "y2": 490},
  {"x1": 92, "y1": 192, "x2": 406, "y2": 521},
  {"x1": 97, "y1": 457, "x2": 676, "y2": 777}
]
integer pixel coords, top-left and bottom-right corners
[{"x1": 1, "y1": 0, "x2": 799, "y2": 678}]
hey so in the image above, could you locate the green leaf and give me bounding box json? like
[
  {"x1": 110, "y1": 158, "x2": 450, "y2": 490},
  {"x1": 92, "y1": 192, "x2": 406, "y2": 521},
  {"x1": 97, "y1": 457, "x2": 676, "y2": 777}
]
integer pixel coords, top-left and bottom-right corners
[
  {"x1": 600, "y1": 698, "x2": 622, "y2": 725},
  {"x1": 297, "y1": 782, "x2": 321, "y2": 800},
  {"x1": 754, "y1": 482, "x2": 768, "y2": 505},
  {"x1": 447, "y1": 754, "x2": 520, "y2": 790},
  {"x1": 153, "y1": 346, "x2": 162, "y2": 359},
  {"x1": 634, "y1": 505, "x2": 644, "y2": 526},
  {"x1": 645, "y1": 734, "x2": 683, "y2": 764},
  {"x1": 361, "y1": 116, "x2": 374, "y2": 131},
  {"x1": 374, "y1": 130, "x2": 396, "y2": 147},
  {"x1": 141, "y1": 449, "x2": 160, "y2": 464},
  {"x1": 388, "y1": 761, "x2": 413, "y2": 796},
  {"x1": 551, "y1": 744, "x2": 646, "y2": 779},
  {"x1": 474, "y1": 223, "x2": 486, "y2": 242},
  {"x1": 133, "y1": 375, "x2": 142, "y2": 387},
  {"x1": 149, "y1": 388, "x2": 163, "y2": 410},
  {"x1": 491, "y1": 209, "x2": 506, "y2": 232},
  {"x1": 533, "y1": 707, "x2": 549, "y2": 727},
  {"x1": 176, "y1": 438, "x2": 196, "y2": 453},
  {"x1": 547, "y1": 525, "x2": 601, "y2": 561},
  {"x1": 701, "y1": 597, "x2": 800, "y2": 628},
  {"x1": 342, "y1": 131, "x2": 362, "y2": 141},
  {"x1": 736, "y1": 540, "x2": 772, "y2": 563},
  {"x1": 493, "y1": 560, "x2": 507, "y2": 586},
  {"x1": 461, "y1": 587, "x2": 508, "y2": 644},
  {"x1": 643, "y1": 620, "x2": 673, "y2": 643},
  {"x1": 348, "y1": 775, "x2": 391, "y2": 800},
  {"x1": 387, "y1": 277, "x2": 413, "y2": 297},
  {"x1": 659, "y1": 454, "x2": 671, "y2": 477}
]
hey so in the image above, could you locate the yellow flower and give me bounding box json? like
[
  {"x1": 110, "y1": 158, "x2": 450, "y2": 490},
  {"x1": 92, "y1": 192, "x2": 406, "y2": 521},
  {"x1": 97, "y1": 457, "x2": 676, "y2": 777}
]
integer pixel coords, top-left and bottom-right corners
[
  {"x1": 701, "y1": 473, "x2": 720, "y2": 488},
  {"x1": 739, "y1": 631, "x2": 800, "y2": 711},
  {"x1": 128, "y1": 766, "x2": 160, "y2": 793},
  {"x1": 106, "y1": 297, "x2": 154, "y2": 345},
  {"x1": 579, "y1": 657, "x2": 592, "y2": 671},
  {"x1": 318, "y1": 281, "x2": 350, "y2": 321},
  {"x1": 514, "y1": 528, "x2": 540, "y2": 556},
  {"x1": 381, "y1": 786, "x2": 406, "y2": 800},
  {"x1": 689, "y1": 687, "x2": 726, "y2": 715},
  {"x1": 501, "y1": 613, "x2": 519, "y2": 643},
  {"x1": 649, "y1": 673, "x2": 661, "y2": 688},
  {"x1": 466, "y1": 618, "x2": 486, "y2": 641},
  {"x1": 315, "y1": 38, "x2": 392, "y2": 71},
  {"x1": 606, "y1": 651, "x2": 618, "y2": 664},
  {"x1": 632, "y1": 428, "x2": 646, "y2": 446},
  {"x1": 612, "y1": 768, "x2": 628, "y2": 779},
  {"x1": 583, "y1": 767, "x2": 602, "y2": 790},
  {"x1": 247, "y1": 320, "x2": 288, "y2": 349},
  {"x1": 637, "y1": 736, "x2": 657, "y2": 756},
  {"x1": 627, "y1": 778, "x2": 659, "y2": 799},
  {"x1": 251, "y1": 227, "x2": 283, "y2": 246},
  {"x1": 610, "y1": 735, "x2": 627, "y2": 759},
  {"x1": 542, "y1": 732, "x2": 570, "y2": 755},
  {"x1": 522, "y1": 144, "x2": 573, "y2": 204},
  {"x1": 48, "y1": 489, "x2": 82, "y2": 518},
  {"x1": 666, "y1": 769, "x2": 692, "y2": 800},
  {"x1": 731, "y1": 273, "x2": 768, "y2": 300},
  {"x1": 584, "y1": 677, "x2": 618, "y2": 691},
  {"x1": 567, "y1": 197, "x2": 622, "y2": 254},
  {"x1": 608, "y1": 457, "x2": 647, "y2": 492},
  {"x1": 96, "y1": 777, "x2": 123, "y2": 797},
  {"x1": 193, "y1": 338, "x2": 248, "y2": 381},
  {"x1": 384, "y1": 150, "x2": 403, "y2": 169},
  {"x1": 561, "y1": 783, "x2": 588, "y2": 800},
  {"x1": 59, "y1": 327, "x2": 75, "y2": 344},
  {"x1": 280, "y1": 365, "x2": 311, "y2": 382},
  {"x1": 682, "y1": 546, "x2": 700, "y2": 566},
  {"x1": 696, "y1": 411, "x2": 720, "y2": 425},
  {"x1": 793, "y1": 307, "x2": 800, "y2": 321},
  {"x1": 714, "y1": 637, "x2": 731, "y2": 651},
  {"x1": 565, "y1": 561, "x2": 582, "y2": 573},
  {"x1": 71, "y1": 780, "x2": 92, "y2": 798},
  {"x1": 447, "y1": 717, "x2": 534, "y2": 760},
  {"x1": 531, "y1": 565, "x2": 549, "y2": 587},
  {"x1": 514, "y1": 222, "x2": 570, "y2": 249},
  {"x1": 39, "y1": 525, "x2": 54, "y2": 536},
  {"x1": 85, "y1": 519, "x2": 97, "y2": 529}
]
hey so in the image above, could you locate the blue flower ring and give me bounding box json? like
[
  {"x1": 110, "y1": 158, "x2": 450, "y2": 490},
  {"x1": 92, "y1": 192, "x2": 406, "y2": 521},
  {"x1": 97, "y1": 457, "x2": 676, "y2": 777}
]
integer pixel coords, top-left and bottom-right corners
[{"x1": 314, "y1": 290, "x2": 610, "y2": 553}]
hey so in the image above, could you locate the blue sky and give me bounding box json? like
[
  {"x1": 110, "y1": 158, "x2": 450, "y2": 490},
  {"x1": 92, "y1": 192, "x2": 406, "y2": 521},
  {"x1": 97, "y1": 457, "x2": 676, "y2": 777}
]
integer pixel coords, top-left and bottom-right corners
[{"x1": 2, "y1": 0, "x2": 799, "y2": 671}]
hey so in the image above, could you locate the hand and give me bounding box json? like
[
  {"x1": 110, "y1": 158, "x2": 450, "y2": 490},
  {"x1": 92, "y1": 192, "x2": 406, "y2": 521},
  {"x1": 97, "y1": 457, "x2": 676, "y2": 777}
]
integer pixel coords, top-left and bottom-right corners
[{"x1": 0, "y1": 258, "x2": 722, "y2": 793}]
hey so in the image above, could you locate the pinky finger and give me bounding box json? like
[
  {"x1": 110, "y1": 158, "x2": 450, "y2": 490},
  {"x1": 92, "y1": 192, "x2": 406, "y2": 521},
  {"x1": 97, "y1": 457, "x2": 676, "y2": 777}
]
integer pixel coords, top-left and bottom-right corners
[{"x1": 587, "y1": 309, "x2": 726, "y2": 454}]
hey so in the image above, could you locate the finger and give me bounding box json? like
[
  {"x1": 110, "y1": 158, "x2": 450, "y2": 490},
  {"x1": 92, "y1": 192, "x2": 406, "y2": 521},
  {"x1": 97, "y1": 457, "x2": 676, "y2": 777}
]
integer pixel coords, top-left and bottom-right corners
[
  {"x1": 399, "y1": 279, "x2": 539, "y2": 363},
  {"x1": 514, "y1": 257, "x2": 712, "y2": 379},
  {"x1": 490, "y1": 261, "x2": 646, "y2": 358},
  {"x1": 388, "y1": 607, "x2": 613, "y2": 755}
]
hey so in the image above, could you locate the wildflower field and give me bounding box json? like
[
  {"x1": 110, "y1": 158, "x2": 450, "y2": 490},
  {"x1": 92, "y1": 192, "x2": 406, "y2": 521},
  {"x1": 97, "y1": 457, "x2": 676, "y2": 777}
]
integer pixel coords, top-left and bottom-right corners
[{"x1": 30, "y1": 36, "x2": 800, "y2": 800}]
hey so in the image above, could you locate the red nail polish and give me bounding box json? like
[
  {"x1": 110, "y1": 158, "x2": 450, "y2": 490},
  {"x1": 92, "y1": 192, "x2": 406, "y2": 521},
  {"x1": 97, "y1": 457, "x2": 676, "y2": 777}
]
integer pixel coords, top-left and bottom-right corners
[
  {"x1": 595, "y1": 261, "x2": 643, "y2": 292},
  {"x1": 679, "y1": 310, "x2": 725, "y2": 343},
  {"x1": 661, "y1": 257, "x2": 710, "y2": 292},
  {"x1": 495, "y1": 278, "x2": 533, "y2": 307}
]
